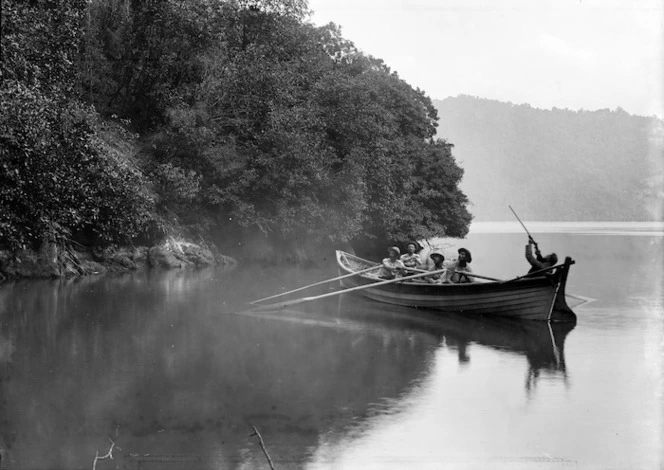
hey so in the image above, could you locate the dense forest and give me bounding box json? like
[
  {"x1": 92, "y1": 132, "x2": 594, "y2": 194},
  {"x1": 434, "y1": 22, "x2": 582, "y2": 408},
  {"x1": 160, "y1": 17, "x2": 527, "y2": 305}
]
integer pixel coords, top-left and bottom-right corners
[
  {"x1": 0, "y1": 0, "x2": 472, "y2": 264},
  {"x1": 435, "y1": 96, "x2": 664, "y2": 221}
]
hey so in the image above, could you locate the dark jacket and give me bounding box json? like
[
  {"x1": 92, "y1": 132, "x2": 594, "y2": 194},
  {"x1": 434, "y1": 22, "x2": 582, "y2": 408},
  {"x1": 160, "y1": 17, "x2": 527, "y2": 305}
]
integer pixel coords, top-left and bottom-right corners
[{"x1": 525, "y1": 244, "x2": 553, "y2": 274}]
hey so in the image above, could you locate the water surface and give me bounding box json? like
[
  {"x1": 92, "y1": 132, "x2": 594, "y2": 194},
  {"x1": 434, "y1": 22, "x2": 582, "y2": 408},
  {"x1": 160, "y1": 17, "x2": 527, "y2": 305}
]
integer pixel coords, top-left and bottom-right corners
[{"x1": 0, "y1": 223, "x2": 662, "y2": 469}]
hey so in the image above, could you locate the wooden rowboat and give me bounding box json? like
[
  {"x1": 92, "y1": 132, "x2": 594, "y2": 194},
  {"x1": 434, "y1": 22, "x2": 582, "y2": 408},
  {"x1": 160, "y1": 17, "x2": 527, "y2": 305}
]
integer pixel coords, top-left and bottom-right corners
[{"x1": 336, "y1": 250, "x2": 577, "y2": 322}]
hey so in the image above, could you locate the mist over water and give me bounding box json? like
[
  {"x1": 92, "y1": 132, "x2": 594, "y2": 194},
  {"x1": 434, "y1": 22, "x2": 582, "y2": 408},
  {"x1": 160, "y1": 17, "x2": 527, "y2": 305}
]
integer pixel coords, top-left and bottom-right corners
[{"x1": 0, "y1": 223, "x2": 662, "y2": 469}]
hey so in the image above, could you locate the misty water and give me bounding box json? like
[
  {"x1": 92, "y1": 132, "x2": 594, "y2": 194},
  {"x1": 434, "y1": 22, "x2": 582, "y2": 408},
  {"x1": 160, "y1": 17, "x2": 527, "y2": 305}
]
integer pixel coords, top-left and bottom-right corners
[{"x1": 1, "y1": 222, "x2": 662, "y2": 469}]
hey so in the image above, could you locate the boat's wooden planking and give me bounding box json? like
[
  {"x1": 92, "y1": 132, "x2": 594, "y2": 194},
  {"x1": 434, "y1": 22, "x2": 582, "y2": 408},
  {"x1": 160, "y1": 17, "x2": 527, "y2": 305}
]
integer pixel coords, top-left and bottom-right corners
[{"x1": 335, "y1": 250, "x2": 576, "y2": 322}]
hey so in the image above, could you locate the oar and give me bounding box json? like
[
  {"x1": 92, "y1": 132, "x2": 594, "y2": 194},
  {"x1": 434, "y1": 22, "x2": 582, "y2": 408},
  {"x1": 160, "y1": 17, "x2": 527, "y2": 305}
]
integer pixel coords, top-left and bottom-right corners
[
  {"x1": 250, "y1": 264, "x2": 382, "y2": 304},
  {"x1": 254, "y1": 266, "x2": 449, "y2": 310},
  {"x1": 407, "y1": 267, "x2": 503, "y2": 282},
  {"x1": 509, "y1": 205, "x2": 538, "y2": 249},
  {"x1": 453, "y1": 271, "x2": 503, "y2": 282},
  {"x1": 565, "y1": 292, "x2": 596, "y2": 307},
  {"x1": 499, "y1": 261, "x2": 572, "y2": 284}
]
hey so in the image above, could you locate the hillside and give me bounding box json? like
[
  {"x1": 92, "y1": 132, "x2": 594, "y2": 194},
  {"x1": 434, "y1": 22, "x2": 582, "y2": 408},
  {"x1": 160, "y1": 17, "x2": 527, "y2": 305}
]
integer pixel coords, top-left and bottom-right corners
[
  {"x1": 434, "y1": 96, "x2": 664, "y2": 221},
  {"x1": 1, "y1": 0, "x2": 472, "y2": 272}
]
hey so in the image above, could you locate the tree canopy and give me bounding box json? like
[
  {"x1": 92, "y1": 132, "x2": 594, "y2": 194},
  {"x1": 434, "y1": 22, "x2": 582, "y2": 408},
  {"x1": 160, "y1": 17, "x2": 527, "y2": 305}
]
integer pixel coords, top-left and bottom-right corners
[
  {"x1": 1, "y1": 0, "x2": 155, "y2": 250},
  {"x1": 1, "y1": 0, "x2": 472, "y2": 257}
]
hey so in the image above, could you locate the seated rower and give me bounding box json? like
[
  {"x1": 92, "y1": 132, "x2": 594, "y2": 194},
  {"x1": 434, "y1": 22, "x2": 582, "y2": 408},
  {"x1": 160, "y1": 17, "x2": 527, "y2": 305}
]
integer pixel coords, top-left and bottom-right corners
[
  {"x1": 447, "y1": 247, "x2": 473, "y2": 283},
  {"x1": 379, "y1": 246, "x2": 406, "y2": 279},
  {"x1": 400, "y1": 242, "x2": 423, "y2": 273},
  {"x1": 426, "y1": 251, "x2": 448, "y2": 283},
  {"x1": 525, "y1": 239, "x2": 558, "y2": 274}
]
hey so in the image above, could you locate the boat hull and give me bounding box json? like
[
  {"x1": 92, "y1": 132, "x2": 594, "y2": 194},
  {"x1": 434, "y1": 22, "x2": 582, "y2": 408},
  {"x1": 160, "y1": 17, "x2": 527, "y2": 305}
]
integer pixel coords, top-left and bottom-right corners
[{"x1": 336, "y1": 251, "x2": 576, "y2": 322}]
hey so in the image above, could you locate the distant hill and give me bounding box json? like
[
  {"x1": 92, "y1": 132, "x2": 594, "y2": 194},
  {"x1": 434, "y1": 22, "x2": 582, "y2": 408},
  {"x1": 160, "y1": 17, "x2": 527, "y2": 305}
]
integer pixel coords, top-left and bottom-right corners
[{"x1": 434, "y1": 95, "x2": 664, "y2": 221}]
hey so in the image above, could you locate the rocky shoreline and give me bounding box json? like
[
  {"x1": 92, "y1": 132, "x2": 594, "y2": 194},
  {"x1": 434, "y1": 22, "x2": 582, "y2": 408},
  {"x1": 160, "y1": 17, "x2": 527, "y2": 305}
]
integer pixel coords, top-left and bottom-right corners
[{"x1": 0, "y1": 237, "x2": 237, "y2": 281}]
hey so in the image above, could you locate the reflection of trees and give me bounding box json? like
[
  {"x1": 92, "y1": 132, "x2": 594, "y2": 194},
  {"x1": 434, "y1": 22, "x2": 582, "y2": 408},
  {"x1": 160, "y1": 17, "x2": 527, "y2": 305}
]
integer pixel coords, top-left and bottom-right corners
[
  {"x1": 0, "y1": 271, "x2": 439, "y2": 469},
  {"x1": 0, "y1": 270, "x2": 575, "y2": 468},
  {"x1": 0, "y1": 329, "x2": 15, "y2": 457}
]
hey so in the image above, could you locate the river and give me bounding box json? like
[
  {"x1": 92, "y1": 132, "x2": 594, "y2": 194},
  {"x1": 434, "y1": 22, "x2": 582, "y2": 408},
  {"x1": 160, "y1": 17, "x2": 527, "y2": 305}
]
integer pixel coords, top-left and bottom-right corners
[{"x1": 0, "y1": 222, "x2": 662, "y2": 469}]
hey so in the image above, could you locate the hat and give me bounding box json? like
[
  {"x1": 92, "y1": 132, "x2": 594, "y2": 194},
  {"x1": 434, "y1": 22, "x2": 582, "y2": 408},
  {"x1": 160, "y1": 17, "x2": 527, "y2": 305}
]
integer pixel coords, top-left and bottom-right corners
[
  {"x1": 429, "y1": 251, "x2": 445, "y2": 261},
  {"x1": 547, "y1": 253, "x2": 558, "y2": 265},
  {"x1": 388, "y1": 246, "x2": 401, "y2": 256},
  {"x1": 457, "y1": 248, "x2": 472, "y2": 263},
  {"x1": 405, "y1": 241, "x2": 421, "y2": 251}
]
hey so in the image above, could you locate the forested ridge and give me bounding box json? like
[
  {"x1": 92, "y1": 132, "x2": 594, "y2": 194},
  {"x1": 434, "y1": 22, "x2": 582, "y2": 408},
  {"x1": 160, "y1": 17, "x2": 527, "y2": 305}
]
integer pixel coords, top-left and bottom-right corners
[
  {"x1": 0, "y1": 0, "x2": 471, "y2": 265},
  {"x1": 435, "y1": 96, "x2": 663, "y2": 221}
]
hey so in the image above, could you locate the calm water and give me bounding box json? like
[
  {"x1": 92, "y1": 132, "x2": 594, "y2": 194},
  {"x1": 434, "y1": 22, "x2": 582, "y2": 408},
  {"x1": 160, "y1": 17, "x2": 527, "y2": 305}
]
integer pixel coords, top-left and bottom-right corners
[{"x1": 0, "y1": 223, "x2": 662, "y2": 469}]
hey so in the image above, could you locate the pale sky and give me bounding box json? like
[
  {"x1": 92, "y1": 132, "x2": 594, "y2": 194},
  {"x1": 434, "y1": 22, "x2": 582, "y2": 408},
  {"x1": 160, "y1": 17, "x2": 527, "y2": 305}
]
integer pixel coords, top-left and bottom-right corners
[{"x1": 307, "y1": 0, "x2": 664, "y2": 118}]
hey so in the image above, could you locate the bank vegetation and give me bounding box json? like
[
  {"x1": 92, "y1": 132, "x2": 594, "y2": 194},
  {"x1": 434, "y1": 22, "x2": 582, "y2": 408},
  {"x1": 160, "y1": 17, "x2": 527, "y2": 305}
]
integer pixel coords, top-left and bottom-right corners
[{"x1": 0, "y1": 0, "x2": 471, "y2": 277}]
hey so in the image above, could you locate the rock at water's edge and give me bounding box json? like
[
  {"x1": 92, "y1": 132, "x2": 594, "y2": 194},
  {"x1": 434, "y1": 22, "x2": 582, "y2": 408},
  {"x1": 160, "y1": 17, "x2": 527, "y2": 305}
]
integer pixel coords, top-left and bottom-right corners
[{"x1": 0, "y1": 239, "x2": 236, "y2": 281}]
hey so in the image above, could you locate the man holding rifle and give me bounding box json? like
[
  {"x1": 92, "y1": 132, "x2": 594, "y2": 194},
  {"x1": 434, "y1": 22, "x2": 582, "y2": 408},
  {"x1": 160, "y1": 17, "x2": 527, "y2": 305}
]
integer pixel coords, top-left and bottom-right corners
[
  {"x1": 525, "y1": 238, "x2": 558, "y2": 274},
  {"x1": 508, "y1": 206, "x2": 559, "y2": 274}
]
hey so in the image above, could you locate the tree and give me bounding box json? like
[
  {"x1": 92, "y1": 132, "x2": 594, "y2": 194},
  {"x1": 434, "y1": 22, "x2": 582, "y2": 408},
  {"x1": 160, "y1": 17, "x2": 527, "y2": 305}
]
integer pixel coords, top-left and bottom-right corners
[
  {"x1": 152, "y1": 8, "x2": 471, "y2": 249},
  {"x1": 1, "y1": 0, "x2": 156, "y2": 250},
  {"x1": 2, "y1": 0, "x2": 472, "y2": 258}
]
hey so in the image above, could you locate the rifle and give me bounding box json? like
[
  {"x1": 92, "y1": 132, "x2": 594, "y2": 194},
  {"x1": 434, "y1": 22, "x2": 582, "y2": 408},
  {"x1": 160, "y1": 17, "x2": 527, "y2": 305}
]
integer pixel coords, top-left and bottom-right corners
[{"x1": 509, "y1": 205, "x2": 538, "y2": 250}]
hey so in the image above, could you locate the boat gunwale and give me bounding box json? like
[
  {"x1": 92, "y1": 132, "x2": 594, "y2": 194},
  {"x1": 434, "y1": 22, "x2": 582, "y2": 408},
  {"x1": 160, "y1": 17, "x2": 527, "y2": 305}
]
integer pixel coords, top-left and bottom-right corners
[
  {"x1": 335, "y1": 250, "x2": 563, "y2": 291},
  {"x1": 335, "y1": 249, "x2": 577, "y2": 322}
]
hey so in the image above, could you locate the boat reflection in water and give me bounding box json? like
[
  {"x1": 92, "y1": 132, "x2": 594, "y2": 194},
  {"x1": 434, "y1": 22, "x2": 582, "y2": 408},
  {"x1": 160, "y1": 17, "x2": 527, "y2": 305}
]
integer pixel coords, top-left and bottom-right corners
[
  {"x1": 295, "y1": 290, "x2": 578, "y2": 469},
  {"x1": 330, "y1": 295, "x2": 575, "y2": 395}
]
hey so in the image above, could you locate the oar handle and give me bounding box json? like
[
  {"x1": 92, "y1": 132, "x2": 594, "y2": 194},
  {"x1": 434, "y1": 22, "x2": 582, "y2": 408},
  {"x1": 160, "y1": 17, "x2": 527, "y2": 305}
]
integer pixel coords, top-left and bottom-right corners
[
  {"x1": 250, "y1": 264, "x2": 381, "y2": 304},
  {"x1": 411, "y1": 268, "x2": 503, "y2": 283},
  {"x1": 453, "y1": 270, "x2": 503, "y2": 282}
]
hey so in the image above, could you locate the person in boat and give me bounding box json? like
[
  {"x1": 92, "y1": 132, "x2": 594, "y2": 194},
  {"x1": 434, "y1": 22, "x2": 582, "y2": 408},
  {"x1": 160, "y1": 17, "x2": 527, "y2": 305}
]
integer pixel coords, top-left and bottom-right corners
[
  {"x1": 525, "y1": 239, "x2": 558, "y2": 274},
  {"x1": 426, "y1": 251, "x2": 448, "y2": 283},
  {"x1": 400, "y1": 242, "x2": 423, "y2": 271},
  {"x1": 446, "y1": 247, "x2": 473, "y2": 283},
  {"x1": 379, "y1": 246, "x2": 406, "y2": 279}
]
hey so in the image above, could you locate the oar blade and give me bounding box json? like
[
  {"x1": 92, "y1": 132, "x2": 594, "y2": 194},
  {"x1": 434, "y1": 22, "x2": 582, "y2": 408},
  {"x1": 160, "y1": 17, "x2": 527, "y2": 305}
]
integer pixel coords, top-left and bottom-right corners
[{"x1": 252, "y1": 296, "x2": 315, "y2": 310}]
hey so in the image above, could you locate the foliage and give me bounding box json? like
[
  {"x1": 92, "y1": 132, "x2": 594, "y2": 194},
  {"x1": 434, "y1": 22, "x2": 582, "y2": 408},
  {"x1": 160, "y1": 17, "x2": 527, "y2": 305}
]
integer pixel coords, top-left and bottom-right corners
[
  {"x1": 1, "y1": 0, "x2": 473, "y2": 257},
  {"x1": 1, "y1": 0, "x2": 86, "y2": 94},
  {"x1": 143, "y1": 5, "x2": 471, "y2": 246},
  {"x1": 0, "y1": 83, "x2": 156, "y2": 250},
  {"x1": 0, "y1": 0, "x2": 157, "y2": 250},
  {"x1": 79, "y1": 0, "x2": 212, "y2": 130}
]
